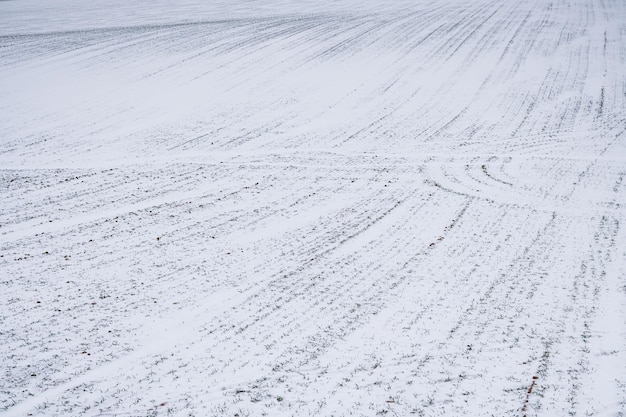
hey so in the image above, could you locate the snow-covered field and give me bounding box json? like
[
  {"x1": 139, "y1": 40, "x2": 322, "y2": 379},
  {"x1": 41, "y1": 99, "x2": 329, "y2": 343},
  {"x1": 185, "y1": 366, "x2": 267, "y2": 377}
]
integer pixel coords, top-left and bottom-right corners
[{"x1": 1, "y1": 0, "x2": 626, "y2": 415}]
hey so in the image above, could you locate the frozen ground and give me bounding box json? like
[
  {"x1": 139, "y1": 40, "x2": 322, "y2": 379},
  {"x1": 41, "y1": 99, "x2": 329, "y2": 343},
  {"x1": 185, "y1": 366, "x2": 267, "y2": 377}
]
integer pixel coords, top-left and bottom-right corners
[{"x1": 1, "y1": 0, "x2": 626, "y2": 416}]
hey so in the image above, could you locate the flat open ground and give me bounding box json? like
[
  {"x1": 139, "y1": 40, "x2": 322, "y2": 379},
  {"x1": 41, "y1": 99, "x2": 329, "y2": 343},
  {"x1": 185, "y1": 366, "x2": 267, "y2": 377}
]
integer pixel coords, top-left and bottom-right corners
[{"x1": 1, "y1": 0, "x2": 625, "y2": 415}]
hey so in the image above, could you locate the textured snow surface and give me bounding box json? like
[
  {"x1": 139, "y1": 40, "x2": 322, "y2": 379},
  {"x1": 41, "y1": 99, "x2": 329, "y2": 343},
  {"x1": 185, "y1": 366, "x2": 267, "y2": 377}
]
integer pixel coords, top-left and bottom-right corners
[{"x1": 1, "y1": 0, "x2": 626, "y2": 416}]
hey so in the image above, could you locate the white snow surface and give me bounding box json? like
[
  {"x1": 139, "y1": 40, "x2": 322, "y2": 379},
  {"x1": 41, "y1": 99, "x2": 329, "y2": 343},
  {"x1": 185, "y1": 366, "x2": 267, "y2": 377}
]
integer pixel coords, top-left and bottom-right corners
[{"x1": 1, "y1": 0, "x2": 626, "y2": 416}]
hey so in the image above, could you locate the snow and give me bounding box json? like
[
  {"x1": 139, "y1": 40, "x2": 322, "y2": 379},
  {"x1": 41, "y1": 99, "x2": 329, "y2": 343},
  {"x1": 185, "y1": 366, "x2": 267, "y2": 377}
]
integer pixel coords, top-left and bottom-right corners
[{"x1": 1, "y1": 0, "x2": 625, "y2": 416}]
